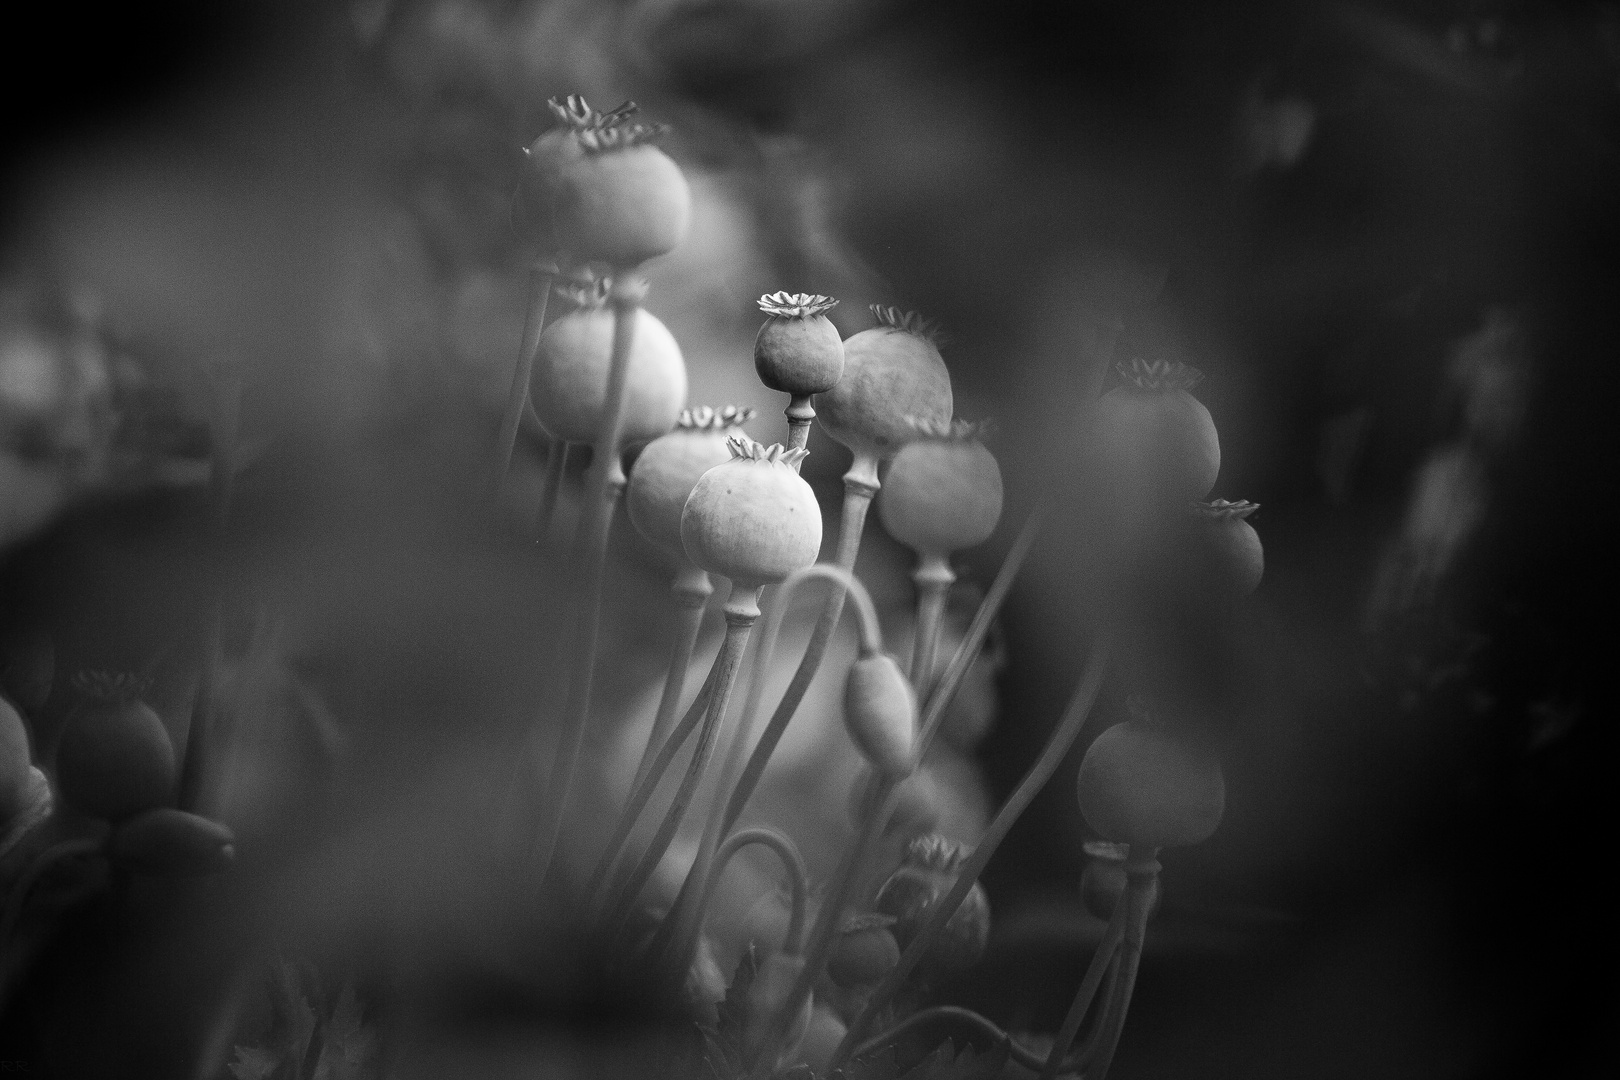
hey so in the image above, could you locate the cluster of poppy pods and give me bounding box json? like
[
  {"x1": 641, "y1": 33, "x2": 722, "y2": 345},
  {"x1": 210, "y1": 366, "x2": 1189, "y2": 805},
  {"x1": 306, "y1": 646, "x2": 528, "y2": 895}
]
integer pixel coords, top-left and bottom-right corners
[{"x1": 498, "y1": 95, "x2": 1265, "y2": 1080}]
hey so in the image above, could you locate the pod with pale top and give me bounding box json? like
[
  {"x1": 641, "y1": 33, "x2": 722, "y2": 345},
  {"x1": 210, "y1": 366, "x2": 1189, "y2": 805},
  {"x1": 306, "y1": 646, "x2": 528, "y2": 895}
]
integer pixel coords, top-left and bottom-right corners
[
  {"x1": 530, "y1": 284, "x2": 687, "y2": 446},
  {"x1": 554, "y1": 118, "x2": 691, "y2": 268},
  {"x1": 877, "y1": 418, "x2": 1003, "y2": 557},
  {"x1": 817, "y1": 306, "x2": 953, "y2": 460},
  {"x1": 626, "y1": 405, "x2": 754, "y2": 558},
  {"x1": 680, "y1": 437, "x2": 822, "y2": 587},
  {"x1": 754, "y1": 292, "x2": 844, "y2": 397}
]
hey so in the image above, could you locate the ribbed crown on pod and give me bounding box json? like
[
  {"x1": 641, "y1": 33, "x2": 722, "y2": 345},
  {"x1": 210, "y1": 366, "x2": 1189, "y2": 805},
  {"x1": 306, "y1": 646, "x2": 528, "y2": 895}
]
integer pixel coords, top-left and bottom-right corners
[
  {"x1": 904, "y1": 833, "x2": 968, "y2": 872},
  {"x1": 1117, "y1": 357, "x2": 1205, "y2": 391},
  {"x1": 870, "y1": 304, "x2": 944, "y2": 345},
  {"x1": 546, "y1": 94, "x2": 639, "y2": 131},
  {"x1": 552, "y1": 275, "x2": 609, "y2": 309},
  {"x1": 1192, "y1": 498, "x2": 1259, "y2": 521},
  {"x1": 574, "y1": 121, "x2": 671, "y2": 153},
  {"x1": 758, "y1": 292, "x2": 839, "y2": 318},
  {"x1": 726, "y1": 434, "x2": 809, "y2": 468},
  {"x1": 904, "y1": 416, "x2": 992, "y2": 442},
  {"x1": 73, "y1": 671, "x2": 151, "y2": 703},
  {"x1": 678, "y1": 405, "x2": 755, "y2": 430}
]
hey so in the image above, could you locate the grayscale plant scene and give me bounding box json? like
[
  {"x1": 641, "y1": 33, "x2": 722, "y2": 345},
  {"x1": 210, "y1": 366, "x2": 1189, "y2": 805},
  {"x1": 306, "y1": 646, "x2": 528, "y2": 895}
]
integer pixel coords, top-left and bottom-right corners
[{"x1": 1, "y1": 2, "x2": 1614, "y2": 1078}]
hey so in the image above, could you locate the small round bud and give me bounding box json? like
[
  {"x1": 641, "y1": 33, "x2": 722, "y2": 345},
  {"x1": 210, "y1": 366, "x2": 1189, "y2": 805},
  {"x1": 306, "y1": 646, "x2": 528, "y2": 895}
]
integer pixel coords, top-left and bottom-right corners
[
  {"x1": 843, "y1": 653, "x2": 917, "y2": 780},
  {"x1": 56, "y1": 675, "x2": 175, "y2": 822},
  {"x1": 1076, "y1": 719, "x2": 1225, "y2": 848},
  {"x1": 1091, "y1": 358, "x2": 1220, "y2": 506}
]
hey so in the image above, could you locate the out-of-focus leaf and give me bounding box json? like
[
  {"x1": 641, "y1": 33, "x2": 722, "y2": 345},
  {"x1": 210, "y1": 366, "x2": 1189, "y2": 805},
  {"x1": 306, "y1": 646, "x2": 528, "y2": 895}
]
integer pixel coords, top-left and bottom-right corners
[{"x1": 227, "y1": 1044, "x2": 281, "y2": 1080}]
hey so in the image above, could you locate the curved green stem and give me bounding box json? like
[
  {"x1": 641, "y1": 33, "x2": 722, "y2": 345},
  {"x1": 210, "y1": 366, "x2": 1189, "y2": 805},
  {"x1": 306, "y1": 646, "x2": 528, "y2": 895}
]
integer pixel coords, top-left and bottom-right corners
[
  {"x1": 1037, "y1": 900, "x2": 1129, "y2": 1080},
  {"x1": 831, "y1": 641, "x2": 1109, "y2": 1071},
  {"x1": 784, "y1": 395, "x2": 815, "y2": 461},
  {"x1": 697, "y1": 827, "x2": 809, "y2": 957},
  {"x1": 1075, "y1": 846, "x2": 1160, "y2": 1080},
  {"x1": 494, "y1": 262, "x2": 558, "y2": 488},
  {"x1": 534, "y1": 271, "x2": 645, "y2": 889},
  {"x1": 601, "y1": 584, "x2": 764, "y2": 936},
  {"x1": 908, "y1": 553, "x2": 955, "y2": 696},
  {"x1": 661, "y1": 562, "x2": 885, "y2": 970},
  {"x1": 536, "y1": 440, "x2": 570, "y2": 542}
]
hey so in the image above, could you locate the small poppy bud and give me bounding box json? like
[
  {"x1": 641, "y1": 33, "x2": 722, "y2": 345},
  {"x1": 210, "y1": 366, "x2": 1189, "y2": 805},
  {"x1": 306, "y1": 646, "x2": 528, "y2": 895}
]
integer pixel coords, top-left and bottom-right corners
[
  {"x1": 827, "y1": 912, "x2": 901, "y2": 988},
  {"x1": 817, "y1": 306, "x2": 952, "y2": 461},
  {"x1": 1076, "y1": 719, "x2": 1225, "y2": 848},
  {"x1": 681, "y1": 437, "x2": 822, "y2": 587},
  {"x1": 754, "y1": 293, "x2": 844, "y2": 397},
  {"x1": 843, "y1": 653, "x2": 917, "y2": 780},
  {"x1": 874, "y1": 834, "x2": 991, "y2": 981},
  {"x1": 56, "y1": 674, "x2": 175, "y2": 822},
  {"x1": 877, "y1": 419, "x2": 1003, "y2": 557},
  {"x1": 531, "y1": 288, "x2": 687, "y2": 446},
  {"x1": 108, "y1": 808, "x2": 235, "y2": 875}
]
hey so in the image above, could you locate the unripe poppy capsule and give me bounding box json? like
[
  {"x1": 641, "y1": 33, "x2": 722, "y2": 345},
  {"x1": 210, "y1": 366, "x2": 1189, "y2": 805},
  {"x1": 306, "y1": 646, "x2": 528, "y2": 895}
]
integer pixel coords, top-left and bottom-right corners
[
  {"x1": 1190, "y1": 499, "x2": 1264, "y2": 599},
  {"x1": 626, "y1": 405, "x2": 754, "y2": 558},
  {"x1": 874, "y1": 834, "x2": 991, "y2": 979},
  {"x1": 1076, "y1": 719, "x2": 1225, "y2": 848},
  {"x1": 877, "y1": 419, "x2": 1003, "y2": 556},
  {"x1": 754, "y1": 293, "x2": 844, "y2": 396},
  {"x1": 827, "y1": 912, "x2": 902, "y2": 987},
  {"x1": 554, "y1": 121, "x2": 691, "y2": 267},
  {"x1": 530, "y1": 290, "x2": 687, "y2": 446},
  {"x1": 681, "y1": 437, "x2": 822, "y2": 587},
  {"x1": 817, "y1": 306, "x2": 953, "y2": 460},
  {"x1": 1092, "y1": 358, "x2": 1220, "y2": 505},
  {"x1": 108, "y1": 808, "x2": 235, "y2": 875},
  {"x1": 843, "y1": 652, "x2": 917, "y2": 780},
  {"x1": 55, "y1": 674, "x2": 175, "y2": 822},
  {"x1": 743, "y1": 950, "x2": 813, "y2": 1066},
  {"x1": 512, "y1": 95, "x2": 637, "y2": 249}
]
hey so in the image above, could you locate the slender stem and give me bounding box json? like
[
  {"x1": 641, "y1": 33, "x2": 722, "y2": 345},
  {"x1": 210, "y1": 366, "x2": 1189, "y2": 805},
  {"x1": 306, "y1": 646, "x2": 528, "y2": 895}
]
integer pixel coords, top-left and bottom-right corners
[
  {"x1": 907, "y1": 553, "x2": 955, "y2": 695},
  {"x1": 602, "y1": 584, "x2": 764, "y2": 936},
  {"x1": 698, "y1": 827, "x2": 809, "y2": 957},
  {"x1": 1037, "y1": 901, "x2": 1129, "y2": 1080},
  {"x1": 831, "y1": 642, "x2": 1109, "y2": 1070},
  {"x1": 534, "y1": 271, "x2": 647, "y2": 888},
  {"x1": 661, "y1": 562, "x2": 885, "y2": 970},
  {"x1": 747, "y1": 774, "x2": 899, "y2": 1079},
  {"x1": 632, "y1": 563, "x2": 714, "y2": 793},
  {"x1": 1077, "y1": 846, "x2": 1160, "y2": 1080},
  {"x1": 494, "y1": 262, "x2": 558, "y2": 488},
  {"x1": 536, "y1": 440, "x2": 570, "y2": 542},
  {"x1": 586, "y1": 663, "x2": 718, "y2": 914},
  {"x1": 784, "y1": 395, "x2": 815, "y2": 462}
]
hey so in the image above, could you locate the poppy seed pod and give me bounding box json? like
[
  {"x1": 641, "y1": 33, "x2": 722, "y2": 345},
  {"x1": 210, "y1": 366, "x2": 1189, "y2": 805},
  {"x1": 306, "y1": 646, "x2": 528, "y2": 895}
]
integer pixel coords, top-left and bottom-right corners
[
  {"x1": 1190, "y1": 499, "x2": 1264, "y2": 599},
  {"x1": 874, "y1": 834, "x2": 991, "y2": 979},
  {"x1": 754, "y1": 293, "x2": 844, "y2": 396},
  {"x1": 1092, "y1": 358, "x2": 1220, "y2": 505},
  {"x1": 512, "y1": 95, "x2": 638, "y2": 250},
  {"x1": 877, "y1": 419, "x2": 1004, "y2": 556},
  {"x1": 743, "y1": 950, "x2": 814, "y2": 1066},
  {"x1": 626, "y1": 405, "x2": 754, "y2": 558},
  {"x1": 1, "y1": 697, "x2": 33, "y2": 822},
  {"x1": 843, "y1": 652, "x2": 917, "y2": 780},
  {"x1": 554, "y1": 121, "x2": 691, "y2": 267},
  {"x1": 531, "y1": 292, "x2": 686, "y2": 446},
  {"x1": 681, "y1": 437, "x2": 822, "y2": 587},
  {"x1": 827, "y1": 913, "x2": 902, "y2": 988},
  {"x1": 817, "y1": 306, "x2": 953, "y2": 460},
  {"x1": 56, "y1": 674, "x2": 175, "y2": 822},
  {"x1": 108, "y1": 808, "x2": 235, "y2": 875},
  {"x1": 1076, "y1": 719, "x2": 1225, "y2": 848}
]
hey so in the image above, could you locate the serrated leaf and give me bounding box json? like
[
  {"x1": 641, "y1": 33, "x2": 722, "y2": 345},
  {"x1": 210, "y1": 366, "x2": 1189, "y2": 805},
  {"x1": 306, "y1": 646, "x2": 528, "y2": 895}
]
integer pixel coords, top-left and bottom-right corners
[
  {"x1": 838, "y1": 1044, "x2": 902, "y2": 1080},
  {"x1": 313, "y1": 981, "x2": 378, "y2": 1080},
  {"x1": 713, "y1": 945, "x2": 760, "y2": 1054},
  {"x1": 895, "y1": 1039, "x2": 1009, "y2": 1080}
]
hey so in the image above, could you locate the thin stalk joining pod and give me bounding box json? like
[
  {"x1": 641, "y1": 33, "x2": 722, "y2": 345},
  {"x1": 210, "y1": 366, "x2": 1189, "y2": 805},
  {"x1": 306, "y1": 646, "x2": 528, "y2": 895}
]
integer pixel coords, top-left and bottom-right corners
[
  {"x1": 534, "y1": 270, "x2": 647, "y2": 887},
  {"x1": 830, "y1": 642, "x2": 1110, "y2": 1070},
  {"x1": 1073, "y1": 846, "x2": 1160, "y2": 1080},
  {"x1": 699, "y1": 827, "x2": 808, "y2": 957},
  {"x1": 631, "y1": 562, "x2": 714, "y2": 793},
  {"x1": 1036, "y1": 899, "x2": 1129, "y2": 1080},
  {"x1": 601, "y1": 584, "x2": 765, "y2": 936},
  {"x1": 662, "y1": 563, "x2": 885, "y2": 969},
  {"x1": 785, "y1": 396, "x2": 815, "y2": 457},
  {"x1": 493, "y1": 261, "x2": 560, "y2": 488},
  {"x1": 535, "y1": 439, "x2": 570, "y2": 541},
  {"x1": 907, "y1": 553, "x2": 954, "y2": 695},
  {"x1": 585, "y1": 663, "x2": 718, "y2": 914}
]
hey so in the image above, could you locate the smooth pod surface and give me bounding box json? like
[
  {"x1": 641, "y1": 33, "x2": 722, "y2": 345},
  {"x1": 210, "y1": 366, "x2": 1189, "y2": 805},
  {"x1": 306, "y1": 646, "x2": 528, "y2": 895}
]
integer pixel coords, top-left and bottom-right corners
[
  {"x1": 56, "y1": 699, "x2": 176, "y2": 821},
  {"x1": 1190, "y1": 503, "x2": 1264, "y2": 599},
  {"x1": 1092, "y1": 384, "x2": 1220, "y2": 504},
  {"x1": 627, "y1": 425, "x2": 739, "y2": 556},
  {"x1": 878, "y1": 438, "x2": 1004, "y2": 555},
  {"x1": 1077, "y1": 720, "x2": 1225, "y2": 847},
  {"x1": 555, "y1": 143, "x2": 691, "y2": 267},
  {"x1": 755, "y1": 315, "x2": 845, "y2": 396},
  {"x1": 108, "y1": 808, "x2": 235, "y2": 875},
  {"x1": 681, "y1": 446, "x2": 821, "y2": 586},
  {"x1": 817, "y1": 326, "x2": 952, "y2": 459},
  {"x1": 843, "y1": 653, "x2": 917, "y2": 779},
  {"x1": 827, "y1": 915, "x2": 902, "y2": 987},
  {"x1": 531, "y1": 306, "x2": 686, "y2": 445}
]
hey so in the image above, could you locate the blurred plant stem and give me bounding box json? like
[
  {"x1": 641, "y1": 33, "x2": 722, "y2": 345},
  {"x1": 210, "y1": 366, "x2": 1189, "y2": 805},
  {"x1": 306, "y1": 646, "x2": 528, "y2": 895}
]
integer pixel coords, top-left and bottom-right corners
[{"x1": 492, "y1": 262, "x2": 558, "y2": 493}]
